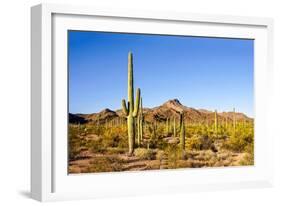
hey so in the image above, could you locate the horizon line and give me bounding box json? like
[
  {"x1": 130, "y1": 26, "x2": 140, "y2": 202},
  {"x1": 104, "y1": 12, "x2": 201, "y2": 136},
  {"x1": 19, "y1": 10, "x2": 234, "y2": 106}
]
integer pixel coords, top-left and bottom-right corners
[{"x1": 69, "y1": 103, "x2": 253, "y2": 118}]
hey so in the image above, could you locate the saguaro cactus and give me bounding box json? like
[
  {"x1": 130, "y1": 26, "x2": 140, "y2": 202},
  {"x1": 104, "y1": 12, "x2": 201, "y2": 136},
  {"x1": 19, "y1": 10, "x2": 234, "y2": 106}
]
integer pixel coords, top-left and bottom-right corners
[
  {"x1": 149, "y1": 121, "x2": 157, "y2": 141},
  {"x1": 233, "y1": 108, "x2": 236, "y2": 137},
  {"x1": 137, "y1": 97, "x2": 143, "y2": 147},
  {"x1": 166, "y1": 117, "x2": 170, "y2": 136},
  {"x1": 173, "y1": 116, "x2": 176, "y2": 137},
  {"x1": 122, "y1": 52, "x2": 141, "y2": 155},
  {"x1": 179, "y1": 112, "x2": 186, "y2": 152},
  {"x1": 214, "y1": 110, "x2": 218, "y2": 135}
]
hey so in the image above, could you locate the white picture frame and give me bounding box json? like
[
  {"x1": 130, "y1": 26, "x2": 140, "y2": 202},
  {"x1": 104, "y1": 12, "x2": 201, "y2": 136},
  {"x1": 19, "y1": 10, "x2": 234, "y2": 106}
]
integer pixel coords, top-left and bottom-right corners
[{"x1": 31, "y1": 3, "x2": 274, "y2": 202}]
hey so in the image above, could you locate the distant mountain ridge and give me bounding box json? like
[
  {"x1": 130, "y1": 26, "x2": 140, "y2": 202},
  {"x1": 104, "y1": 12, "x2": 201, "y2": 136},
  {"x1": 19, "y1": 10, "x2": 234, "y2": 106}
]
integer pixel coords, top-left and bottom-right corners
[{"x1": 69, "y1": 99, "x2": 253, "y2": 124}]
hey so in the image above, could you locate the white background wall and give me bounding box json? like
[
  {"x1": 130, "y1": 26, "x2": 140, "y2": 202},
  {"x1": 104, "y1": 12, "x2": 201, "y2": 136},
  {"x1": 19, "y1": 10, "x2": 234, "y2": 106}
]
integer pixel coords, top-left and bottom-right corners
[{"x1": 0, "y1": 0, "x2": 280, "y2": 205}]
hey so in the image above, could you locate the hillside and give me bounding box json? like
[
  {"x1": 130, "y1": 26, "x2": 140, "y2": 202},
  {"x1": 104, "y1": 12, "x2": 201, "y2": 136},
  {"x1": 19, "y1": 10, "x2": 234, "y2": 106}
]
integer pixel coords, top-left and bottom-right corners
[{"x1": 69, "y1": 99, "x2": 253, "y2": 124}]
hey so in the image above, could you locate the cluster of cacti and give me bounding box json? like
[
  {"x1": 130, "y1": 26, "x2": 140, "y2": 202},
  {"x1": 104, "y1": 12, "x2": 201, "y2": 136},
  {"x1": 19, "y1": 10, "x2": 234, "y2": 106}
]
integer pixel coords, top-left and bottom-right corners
[
  {"x1": 121, "y1": 52, "x2": 141, "y2": 155},
  {"x1": 117, "y1": 52, "x2": 244, "y2": 158}
]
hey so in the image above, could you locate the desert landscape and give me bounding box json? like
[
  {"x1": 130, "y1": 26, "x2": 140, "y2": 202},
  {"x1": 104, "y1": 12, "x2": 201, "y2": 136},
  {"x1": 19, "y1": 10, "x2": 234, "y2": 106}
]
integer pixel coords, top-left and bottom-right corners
[{"x1": 68, "y1": 52, "x2": 254, "y2": 174}]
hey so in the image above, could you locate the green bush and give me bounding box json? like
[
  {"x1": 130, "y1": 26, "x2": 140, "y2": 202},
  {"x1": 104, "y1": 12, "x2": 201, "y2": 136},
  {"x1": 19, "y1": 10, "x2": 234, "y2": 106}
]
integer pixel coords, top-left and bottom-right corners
[
  {"x1": 223, "y1": 130, "x2": 254, "y2": 153},
  {"x1": 186, "y1": 135, "x2": 202, "y2": 150},
  {"x1": 101, "y1": 127, "x2": 128, "y2": 148}
]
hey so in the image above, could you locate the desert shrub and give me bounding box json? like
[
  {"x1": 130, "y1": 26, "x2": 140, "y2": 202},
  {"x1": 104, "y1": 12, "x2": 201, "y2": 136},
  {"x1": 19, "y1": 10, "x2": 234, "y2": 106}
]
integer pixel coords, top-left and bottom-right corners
[
  {"x1": 197, "y1": 150, "x2": 216, "y2": 161},
  {"x1": 117, "y1": 137, "x2": 128, "y2": 149},
  {"x1": 106, "y1": 147, "x2": 127, "y2": 155},
  {"x1": 69, "y1": 142, "x2": 81, "y2": 160},
  {"x1": 165, "y1": 144, "x2": 181, "y2": 168},
  {"x1": 134, "y1": 148, "x2": 155, "y2": 160},
  {"x1": 69, "y1": 126, "x2": 82, "y2": 160},
  {"x1": 102, "y1": 130, "x2": 119, "y2": 148},
  {"x1": 199, "y1": 125, "x2": 209, "y2": 137},
  {"x1": 238, "y1": 141, "x2": 254, "y2": 165},
  {"x1": 85, "y1": 124, "x2": 104, "y2": 136},
  {"x1": 223, "y1": 130, "x2": 254, "y2": 153},
  {"x1": 147, "y1": 125, "x2": 157, "y2": 146},
  {"x1": 156, "y1": 150, "x2": 165, "y2": 160},
  {"x1": 186, "y1": 135, "x2": 202, "y2": 150},
  {"x1": 186, "y1": 135, "x2": 214, "y2": 151},
  {"x1": 245, "y1": 141, "x2": 254, "y2": 154},
  {"x1": 87, "y1": 156, "x2": 123, "y2": 173},
  {"x1": 89, "y1": 139, "x2": 106, "y2": 154},
  {"x1": 101, "y1": 127, "x2": 128, "y2": 148},
  {"x1": 156, "y1": 138, "x2": 168, "y2": 150},
  {"x1": 239, "y1": 152, "x2": 254, "y2": 166}
]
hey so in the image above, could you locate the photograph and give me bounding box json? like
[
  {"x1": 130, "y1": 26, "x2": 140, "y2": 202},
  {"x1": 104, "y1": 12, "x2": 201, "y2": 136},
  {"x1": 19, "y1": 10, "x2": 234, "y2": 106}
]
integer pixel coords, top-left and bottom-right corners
[{"x1": 68, "y1": 31, "x2": 254, "y2": 174}]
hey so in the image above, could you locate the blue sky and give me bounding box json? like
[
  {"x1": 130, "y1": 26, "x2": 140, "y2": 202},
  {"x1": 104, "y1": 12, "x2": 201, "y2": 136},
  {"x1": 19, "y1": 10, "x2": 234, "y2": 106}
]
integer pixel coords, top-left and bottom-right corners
[{"x1": 68, "y1": 31, "x2": 254, "y2": 117}]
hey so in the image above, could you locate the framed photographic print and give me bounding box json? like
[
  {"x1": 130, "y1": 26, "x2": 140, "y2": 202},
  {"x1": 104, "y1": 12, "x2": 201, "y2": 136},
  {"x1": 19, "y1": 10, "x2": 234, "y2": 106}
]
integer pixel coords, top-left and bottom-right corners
[{"x1": 31, "y1": 3, "x2": 274, "y2": 201}]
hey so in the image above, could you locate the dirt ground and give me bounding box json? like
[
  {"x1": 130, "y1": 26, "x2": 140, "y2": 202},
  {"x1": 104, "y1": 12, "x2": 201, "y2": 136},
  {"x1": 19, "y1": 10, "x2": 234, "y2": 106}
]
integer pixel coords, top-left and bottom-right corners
[{"x1": 68, "y1": 144, "x2": 248, "y2": 174}]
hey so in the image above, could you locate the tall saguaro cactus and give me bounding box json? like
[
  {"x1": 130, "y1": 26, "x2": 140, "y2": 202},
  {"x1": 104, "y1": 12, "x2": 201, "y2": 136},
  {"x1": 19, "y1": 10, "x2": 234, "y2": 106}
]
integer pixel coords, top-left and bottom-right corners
[
  {"x1": 173, "y1": 116, "x2": 176, "y2": 137},
  {"x1": 233, "y1": 108, "x2": 236, "y2": 137},
  {"x1": 179, "y1": 112, "x2": 186, "y2": 160},
  {"x1": 166, "y1": 117, "x2": 170, "y2": 136},
  {"x1": 180, "y1": 112, "x2": 186, "y2": 152},
  {"x1": 214, "y1": 109, "x2": 218, "y2": 135},
  {"x1": 122, "y1": 52, "x2": 141, "y2": 155}
]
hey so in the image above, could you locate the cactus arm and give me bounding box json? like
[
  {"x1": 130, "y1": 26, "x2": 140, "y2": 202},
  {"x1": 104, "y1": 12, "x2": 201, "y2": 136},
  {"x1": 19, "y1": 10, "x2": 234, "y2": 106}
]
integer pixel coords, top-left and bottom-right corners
[
  {"x1": 122, "y1": 99, "x2": 129, "y2": 116},
  {"x1": 133, "y1": 88, "x2": 140, "y2": 117}
]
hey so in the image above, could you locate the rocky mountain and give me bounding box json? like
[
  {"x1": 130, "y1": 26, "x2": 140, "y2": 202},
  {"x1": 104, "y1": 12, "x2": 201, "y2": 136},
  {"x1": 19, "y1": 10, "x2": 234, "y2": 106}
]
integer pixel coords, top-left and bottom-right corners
[
  {"x1": 69, "y1": 113, "x2": 88, "y2": 124},
  {"x1": 69, "y1": 99, "x2": 253, "y2": 124}
]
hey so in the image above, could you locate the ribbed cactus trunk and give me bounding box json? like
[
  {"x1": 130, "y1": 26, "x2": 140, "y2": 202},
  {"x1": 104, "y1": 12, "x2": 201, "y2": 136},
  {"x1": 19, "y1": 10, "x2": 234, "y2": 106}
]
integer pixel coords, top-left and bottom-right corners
[
  {"x1": 140, "y1": 99, "x2": 143, "y2": 143},
  {"x1": 180, "y1": 112, "x2": 185, "y2": 152},
  {"x1": 166, "y1": 117, "x2": 170, "y2": 136},
  {"x1": 154, "y1": 121, "x2": 157, "y2": 130},
  {"x1": 214, "y1": 110, "x2": 218, "y2": 136},
  {"x1": 122, "y1": 52, "x2": 140, "y2": 155},
  {"x1": 173, "y1": 116, "x2": 176, "y2": 137},
  {"x1": 152, "y1": 122, "x2": 157, "y2": 140},
  {"x1": 233, "y1": 108, "x2": 236, "y2": 137},
  {"x1": 137, "y1": 116, "x2": 140, "y2": 146}
]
